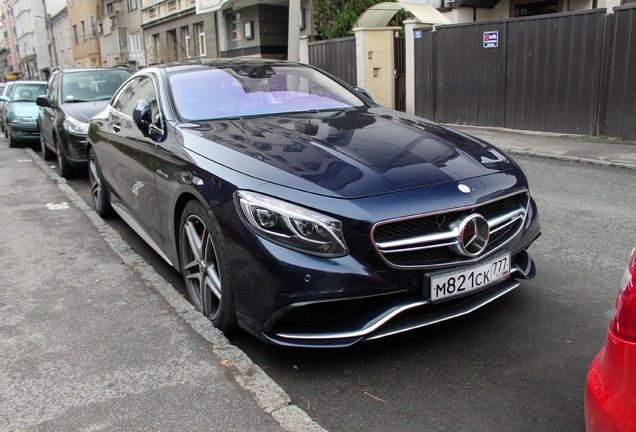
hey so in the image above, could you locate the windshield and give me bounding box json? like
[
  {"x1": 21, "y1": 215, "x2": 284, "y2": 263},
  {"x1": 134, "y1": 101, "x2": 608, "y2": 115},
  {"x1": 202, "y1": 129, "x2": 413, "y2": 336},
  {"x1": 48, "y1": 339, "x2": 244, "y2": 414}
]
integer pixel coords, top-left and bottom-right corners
[
  {"x1": 169, "y1": 64, "x2": 366, "y2": 121},
  {"x1": 62, "y1": 70, "x2": 132, "y2": 102},
  {"x1": 12, "y1": 83, "x2": 47, "y2": 102}
]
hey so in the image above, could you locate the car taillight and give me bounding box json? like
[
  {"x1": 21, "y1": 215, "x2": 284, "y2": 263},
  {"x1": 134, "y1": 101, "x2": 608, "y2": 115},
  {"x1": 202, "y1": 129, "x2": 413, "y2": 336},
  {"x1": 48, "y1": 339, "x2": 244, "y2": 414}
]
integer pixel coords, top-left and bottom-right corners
[{"x1": 609, "y1": 248, "x2": 636, "y2": 342}]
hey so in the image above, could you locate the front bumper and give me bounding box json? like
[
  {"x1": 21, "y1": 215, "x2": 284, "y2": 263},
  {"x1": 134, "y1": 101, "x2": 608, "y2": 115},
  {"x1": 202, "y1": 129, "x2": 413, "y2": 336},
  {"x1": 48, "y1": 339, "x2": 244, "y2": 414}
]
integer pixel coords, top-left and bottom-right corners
[
  {"x1": 9, "y1": 123, "x2": 39, "y2": 143},
  {"x1": 58, "y1": 128, "x2": 88, "y2": 168},
  {"x1": 220, "y1": 176, "x2": 541, "y2": 347}
]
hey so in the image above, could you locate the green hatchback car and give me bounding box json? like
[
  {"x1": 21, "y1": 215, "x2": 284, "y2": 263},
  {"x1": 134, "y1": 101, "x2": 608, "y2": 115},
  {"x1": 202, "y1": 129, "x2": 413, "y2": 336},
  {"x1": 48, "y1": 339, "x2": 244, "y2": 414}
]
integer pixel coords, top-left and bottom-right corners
[{"x1": 0, "y1": 81, "x2": 47, "y2": 148}]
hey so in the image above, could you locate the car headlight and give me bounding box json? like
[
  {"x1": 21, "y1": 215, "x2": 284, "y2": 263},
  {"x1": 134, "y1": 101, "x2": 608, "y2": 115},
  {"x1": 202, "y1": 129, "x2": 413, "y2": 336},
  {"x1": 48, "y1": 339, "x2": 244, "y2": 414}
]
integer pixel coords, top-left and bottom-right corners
[
  {"x1": 10, "y1": 116, "x2": 36, "y2": 124},
  {"x1": 63, "y1": 116, "x2": 89, "y2": 135},
  {"x1": 236, "y1": 191, "x2": 348, "y2": 257}
]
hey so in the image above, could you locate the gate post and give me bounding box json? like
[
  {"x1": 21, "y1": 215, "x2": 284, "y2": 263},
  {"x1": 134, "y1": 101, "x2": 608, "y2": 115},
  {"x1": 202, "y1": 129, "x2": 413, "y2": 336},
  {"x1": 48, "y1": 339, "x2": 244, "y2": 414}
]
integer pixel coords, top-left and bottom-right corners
[{"x1": 353, "y1": 26, "x2": 401, "y2": 109}]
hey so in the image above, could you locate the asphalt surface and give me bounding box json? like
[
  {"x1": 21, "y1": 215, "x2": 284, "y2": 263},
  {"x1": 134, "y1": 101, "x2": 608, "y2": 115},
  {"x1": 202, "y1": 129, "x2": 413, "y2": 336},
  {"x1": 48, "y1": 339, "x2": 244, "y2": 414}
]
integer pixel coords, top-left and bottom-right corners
[{"x1": 0, "y1": 125, "x2": 634, "y2": 431}]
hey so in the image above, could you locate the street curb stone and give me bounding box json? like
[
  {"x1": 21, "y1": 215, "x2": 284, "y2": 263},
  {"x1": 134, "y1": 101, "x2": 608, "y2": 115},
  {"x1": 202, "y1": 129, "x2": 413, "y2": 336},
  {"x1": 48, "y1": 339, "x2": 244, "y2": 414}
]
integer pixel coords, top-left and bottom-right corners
[{"x1": 25, "y1": 148, "x2": 328, "y2": 432}]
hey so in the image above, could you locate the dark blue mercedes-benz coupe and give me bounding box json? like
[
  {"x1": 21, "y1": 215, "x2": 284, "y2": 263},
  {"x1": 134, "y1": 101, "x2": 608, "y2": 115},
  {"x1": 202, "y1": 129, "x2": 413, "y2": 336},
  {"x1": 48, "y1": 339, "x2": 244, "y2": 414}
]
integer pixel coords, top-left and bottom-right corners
[{"x1": 87, "y1": 58, "x2": 540, "y2": 347}]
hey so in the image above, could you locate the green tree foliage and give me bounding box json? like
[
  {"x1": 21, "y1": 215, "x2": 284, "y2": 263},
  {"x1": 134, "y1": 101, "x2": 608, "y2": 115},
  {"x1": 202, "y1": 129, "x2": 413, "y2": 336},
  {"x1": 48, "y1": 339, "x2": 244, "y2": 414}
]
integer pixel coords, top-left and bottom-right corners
[{"x1": 313, "y1": 0, "x2": 397, "y2": 39}]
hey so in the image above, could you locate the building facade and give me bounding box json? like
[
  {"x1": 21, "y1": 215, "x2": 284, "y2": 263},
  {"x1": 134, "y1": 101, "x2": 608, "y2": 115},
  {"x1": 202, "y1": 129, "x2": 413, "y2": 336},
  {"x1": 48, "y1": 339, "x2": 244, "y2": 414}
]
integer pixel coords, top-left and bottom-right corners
[
  {"x1": 141, "y1": 0, "x2": 218, "y2": 65},
  {"x1": 67, "y1": 0, "x2": 102, "y2": 68},
  {"x1": 98, "y1": 0, "x2": 146, "y2": 68}
]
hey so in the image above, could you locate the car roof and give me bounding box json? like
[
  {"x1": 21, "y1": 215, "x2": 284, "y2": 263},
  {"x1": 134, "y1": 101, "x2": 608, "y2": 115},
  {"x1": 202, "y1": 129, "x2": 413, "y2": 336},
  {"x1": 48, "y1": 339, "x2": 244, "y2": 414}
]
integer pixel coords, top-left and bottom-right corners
[{"x1": 148, "y1": 58, "x2": 303, "y2": 75}]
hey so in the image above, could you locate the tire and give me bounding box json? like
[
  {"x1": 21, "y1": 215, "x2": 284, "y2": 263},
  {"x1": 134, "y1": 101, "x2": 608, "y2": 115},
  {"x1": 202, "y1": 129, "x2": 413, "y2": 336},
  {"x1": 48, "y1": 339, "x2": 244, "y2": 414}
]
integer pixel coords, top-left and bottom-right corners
[
  {"x1": 88, "y1": 147, "x2": 114, "y2": 218},
  {"x1": 7, "y1": 127, "x2": 18, "y2": 148},
  {"x1": 56, "y1": 138, "x2": 74, "y2": 178},
  {"x1": 41, "y1": 134, "x2": 55, "y2": 160},
  {"x1": 179, "y1": 200, "x2": 237, "y2": 333}
]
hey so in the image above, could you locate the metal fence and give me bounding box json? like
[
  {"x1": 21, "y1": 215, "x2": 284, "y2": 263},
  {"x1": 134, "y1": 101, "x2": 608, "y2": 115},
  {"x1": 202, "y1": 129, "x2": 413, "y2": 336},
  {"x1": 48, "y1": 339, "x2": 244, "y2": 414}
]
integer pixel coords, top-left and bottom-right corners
[
  {"x1": 603, "y1": 4, "x2": 636, "y2": 139},
  {"x1": 307, "y1": 37, "x2": 357, "y2": 87}
]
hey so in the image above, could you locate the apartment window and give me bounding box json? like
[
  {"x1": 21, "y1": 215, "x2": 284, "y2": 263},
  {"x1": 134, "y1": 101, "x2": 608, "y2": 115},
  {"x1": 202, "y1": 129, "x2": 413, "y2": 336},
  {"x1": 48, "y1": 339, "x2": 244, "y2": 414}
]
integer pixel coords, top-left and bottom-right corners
[
  {"x1": 194, "y1": 22, "x2": 205, "y2": 56},
  {"x1": 149, "y1": 7, "x2": 156, "y2": 18},
  {"x1": 130, "y1": 31, "x2": 141, "y2": 52},
  {"x1": 81, "y1": 21, "x2": 86, "y2": 42},
  {"x1": 85, "y1": 59, "x2": 91, "y2": 68},
  {"x1": 181, "y1": 26, "x2": 190, "y2": 58},
  {"x1": 89, "y1": 16, "x2": 96, "y2": 36},
  {"x1": 73, "y1": 25, "x2": 78, "y2": 45},
  {"x1": 76, "y1": 60, "x2": 81, "y2": 68},
  {"x1": 66, "y1": 28, "x2": 71, "y2": 48},
  {"x1": 153, "y1": 34, "x2": 160, "y2": 63},
  {"x1": 168, "y1": 0, "x2": 176, "y2": 11},
  {"x1": 231, "y1": 13, "x2": 241, "y2": 48},
  {"x1": 127, "y1": 0, "x2": 138, "y2": 11},
  {"x1": 59, "y1": 32, "x2": 64, "y2": 51}
]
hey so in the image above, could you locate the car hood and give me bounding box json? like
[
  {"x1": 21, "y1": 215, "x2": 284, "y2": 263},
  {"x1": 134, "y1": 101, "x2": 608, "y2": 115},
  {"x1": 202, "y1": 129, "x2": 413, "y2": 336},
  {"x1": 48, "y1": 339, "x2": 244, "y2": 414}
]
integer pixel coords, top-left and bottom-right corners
[
  {"x1": 63, "y1": 100, "x2": 109, "y2": 123},
  {"x1": 179, "y1": 107, "x2": 518, "y2": 199},
  {"x1": 10, "y1": 102, "x2": 40, "y2": 118}
]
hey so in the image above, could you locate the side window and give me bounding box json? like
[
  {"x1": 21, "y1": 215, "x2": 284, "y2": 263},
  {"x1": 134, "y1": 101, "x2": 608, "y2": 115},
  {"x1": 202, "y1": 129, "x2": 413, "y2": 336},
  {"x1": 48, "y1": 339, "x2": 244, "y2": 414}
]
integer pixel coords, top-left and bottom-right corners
[
  {"x1": 112, "y1": 77, "x2": 141, "y2": 114},
  {"x1": 112, "y1": 76, "x2": 162, "y2": 128}
]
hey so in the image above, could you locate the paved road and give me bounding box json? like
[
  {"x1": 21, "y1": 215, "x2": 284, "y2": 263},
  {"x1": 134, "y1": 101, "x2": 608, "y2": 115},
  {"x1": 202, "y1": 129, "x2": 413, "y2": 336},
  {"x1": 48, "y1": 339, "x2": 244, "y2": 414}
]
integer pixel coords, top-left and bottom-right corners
[{"x1": 23, "y1": 130, "x2": 636, "y2": 431}]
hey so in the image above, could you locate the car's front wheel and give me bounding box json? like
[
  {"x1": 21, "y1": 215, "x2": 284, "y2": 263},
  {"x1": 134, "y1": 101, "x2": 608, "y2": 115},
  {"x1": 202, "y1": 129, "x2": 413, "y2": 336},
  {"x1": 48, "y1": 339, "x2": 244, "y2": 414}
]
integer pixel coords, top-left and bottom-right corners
[
  {"x1": 179, "y1": 200, "x2": 237, "y2": 333},
  {"x1": 56, "y1": 138, "x2": 73, "y2": 178},
  {"x1": 88, "y1": 147, "x2": 113, "y2": 218},
  {"x1": 41, "y1": 134, "x2": 54, "y2": 160}
]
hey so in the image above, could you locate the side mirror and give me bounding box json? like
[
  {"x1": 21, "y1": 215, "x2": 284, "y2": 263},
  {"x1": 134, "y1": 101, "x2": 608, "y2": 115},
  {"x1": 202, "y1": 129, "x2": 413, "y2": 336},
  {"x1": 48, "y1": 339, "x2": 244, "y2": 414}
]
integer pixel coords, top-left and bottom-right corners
[
  {"x1": 132, "y1": 99, "x2": 152, "y2": 136},
  {"x1": 132, "y1": 99, "x2": 163, "y2": 141},
  {"x1": 36, "y1": 95, "x2": 51, "y2": 108},
  {"x1": 354, "y1": 87, "x2": 374, "y2": 102},
  {"x1": 0, "y1": 95, "x2": 9, "y2": 102}
]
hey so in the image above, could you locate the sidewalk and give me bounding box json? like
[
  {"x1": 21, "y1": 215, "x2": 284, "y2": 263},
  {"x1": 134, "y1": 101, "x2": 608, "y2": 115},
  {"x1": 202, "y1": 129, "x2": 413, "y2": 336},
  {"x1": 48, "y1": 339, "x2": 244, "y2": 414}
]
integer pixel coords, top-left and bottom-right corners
[
  {"x1": 451, "y1": 124, "x2": 636, "y2": 170},
  {"x1": 0, "y1": 125, "x2": 633, "y2": 431},
  {"x1": 0, "y1": 139, "x2": 324, "y2": 431}
]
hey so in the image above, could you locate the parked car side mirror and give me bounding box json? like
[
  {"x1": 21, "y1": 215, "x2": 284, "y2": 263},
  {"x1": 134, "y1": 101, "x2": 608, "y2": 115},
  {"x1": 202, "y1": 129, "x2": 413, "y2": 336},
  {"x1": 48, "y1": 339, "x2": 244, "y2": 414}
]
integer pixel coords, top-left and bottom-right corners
[
  {"x1": 0, "y1": 95, "x2": 8, "y2": 102},
  {"x1": 354, "y1": 87, "x2": 374, "y2": 102},
  {"x1": 36, "y1": 95, "x2": 51, "y2": 108},
  {"x1": 133, "y1": 99, "x2": 152, "y2": 136},
  {"x1": 133, "y1": 99, "x2": 163, "y2": 141}
]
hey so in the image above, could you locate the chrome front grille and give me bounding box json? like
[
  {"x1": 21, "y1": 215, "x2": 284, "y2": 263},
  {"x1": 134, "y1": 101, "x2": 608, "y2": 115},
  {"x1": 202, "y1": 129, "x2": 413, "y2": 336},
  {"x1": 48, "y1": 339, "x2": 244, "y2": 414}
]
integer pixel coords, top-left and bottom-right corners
[{"x1": 372, "y1": 191, "x2": 529, "y2": 269}]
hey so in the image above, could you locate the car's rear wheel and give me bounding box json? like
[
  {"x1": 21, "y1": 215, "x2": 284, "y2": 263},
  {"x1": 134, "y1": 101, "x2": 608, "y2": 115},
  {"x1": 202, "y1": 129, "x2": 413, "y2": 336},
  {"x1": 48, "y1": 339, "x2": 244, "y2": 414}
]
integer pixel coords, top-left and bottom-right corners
[
  {"x1": 56, "y1": 138, "x2": 73, "y2": 178},
  {"x1": 88, "y1": 147, "x2": 114, "y2": 218},
  {"x1": 41, "y1": 134, "x2": 54, "y2": 160},
  {"x1": 179, "y1": 200, "x2": 237, "y2": 333}
]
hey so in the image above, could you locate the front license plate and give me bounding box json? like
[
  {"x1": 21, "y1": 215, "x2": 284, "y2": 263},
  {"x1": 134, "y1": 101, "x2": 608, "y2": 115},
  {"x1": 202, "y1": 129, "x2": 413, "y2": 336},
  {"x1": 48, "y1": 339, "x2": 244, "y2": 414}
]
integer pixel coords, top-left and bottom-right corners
[{"x1": 428, "y1": 252, "x2": 511, "y2": 302}]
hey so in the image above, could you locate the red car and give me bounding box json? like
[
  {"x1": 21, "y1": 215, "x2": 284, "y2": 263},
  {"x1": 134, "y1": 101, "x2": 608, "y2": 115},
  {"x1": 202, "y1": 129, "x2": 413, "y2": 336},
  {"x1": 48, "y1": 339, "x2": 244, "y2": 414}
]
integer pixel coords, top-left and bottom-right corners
[{"x1": 585, "y1": 247, "x2": 636, "y2": 431}]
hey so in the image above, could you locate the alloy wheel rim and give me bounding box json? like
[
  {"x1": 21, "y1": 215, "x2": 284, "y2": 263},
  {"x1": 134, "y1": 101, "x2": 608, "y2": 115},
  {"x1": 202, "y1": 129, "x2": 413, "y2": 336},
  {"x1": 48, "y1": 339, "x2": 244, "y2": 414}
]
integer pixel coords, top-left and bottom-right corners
[
  {"x1": 88, "y1": 157, "x2": 101, "y2": 207},
  {"x1": 182, "y1": 214, "x2": 222, "y2": 319}
]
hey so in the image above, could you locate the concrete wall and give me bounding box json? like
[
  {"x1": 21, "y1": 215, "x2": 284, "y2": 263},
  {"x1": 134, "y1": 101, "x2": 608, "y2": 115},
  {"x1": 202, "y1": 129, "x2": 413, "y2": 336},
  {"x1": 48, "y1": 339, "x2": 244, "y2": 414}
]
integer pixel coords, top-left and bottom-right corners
[{"x1": 353, "y1": 27, "x2": 400, "y2": 109}]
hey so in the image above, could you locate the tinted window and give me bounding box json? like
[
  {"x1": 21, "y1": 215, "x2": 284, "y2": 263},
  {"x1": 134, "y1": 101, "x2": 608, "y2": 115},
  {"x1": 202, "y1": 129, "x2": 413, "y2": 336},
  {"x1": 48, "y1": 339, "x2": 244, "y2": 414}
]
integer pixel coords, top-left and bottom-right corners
[{"x1": 169, "y1": 65, "x2": 365, "y2": 121}]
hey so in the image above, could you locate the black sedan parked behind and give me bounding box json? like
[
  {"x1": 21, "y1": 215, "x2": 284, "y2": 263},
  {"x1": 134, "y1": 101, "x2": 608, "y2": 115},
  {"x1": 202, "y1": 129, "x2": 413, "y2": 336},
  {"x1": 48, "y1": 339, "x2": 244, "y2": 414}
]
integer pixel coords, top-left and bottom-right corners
[
  {"x1": 36, "y1": 67, "x2": 132, "y2": 177},
  {"x1": 87, "y1": 59, "x2": 541, "y2": 347}
]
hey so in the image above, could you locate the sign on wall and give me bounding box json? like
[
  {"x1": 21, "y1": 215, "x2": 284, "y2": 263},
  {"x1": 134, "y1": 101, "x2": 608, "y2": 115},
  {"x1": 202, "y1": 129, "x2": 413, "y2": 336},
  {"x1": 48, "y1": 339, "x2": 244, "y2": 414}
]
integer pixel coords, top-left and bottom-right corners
[{"x1": 483, "y1": 31, "x2": 499, "y2": 48}]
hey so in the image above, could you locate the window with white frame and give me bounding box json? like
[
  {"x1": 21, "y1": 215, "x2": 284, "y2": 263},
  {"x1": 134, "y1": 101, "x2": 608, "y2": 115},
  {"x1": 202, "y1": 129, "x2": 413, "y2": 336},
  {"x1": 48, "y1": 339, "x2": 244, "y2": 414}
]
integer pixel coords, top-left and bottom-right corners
[
  {"x1": 128, "y1": 0, "x2": 138, "y2": 11},
  {"x1": 85, "y1": 59, "x2": 91, "y2": 67},
  {"x1": 181, "y1": 26, "x2": 190, "y2": 58},
  {"x1": 59, "y1": 31, "x2": 64, "y2": 51},
  {"x1": 231, "y1": 13, "x2": 241, "y2": 48},
  {"x1": 89, "y1": 16, "x2": 96, "y2": 37},
  {"x1": 194, "y1": 22, "x2": 205, "y2": 56},
  {"x1": 66, "y1": 28, "x2": 71, "y2": 48},
  {"x1": 130, "y1": 31, "x2": 141, "y2": 52}
]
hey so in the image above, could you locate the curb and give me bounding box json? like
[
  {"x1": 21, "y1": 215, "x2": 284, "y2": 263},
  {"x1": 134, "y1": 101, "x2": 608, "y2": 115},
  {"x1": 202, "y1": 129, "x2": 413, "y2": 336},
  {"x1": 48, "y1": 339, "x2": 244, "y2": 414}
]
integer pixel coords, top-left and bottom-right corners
[
  {"x1": 503, "y1": 148, "x2": 636, "y2": 171},
  {"x1": 26, "y1": 149, "x2": 327, "y2": 432}
]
